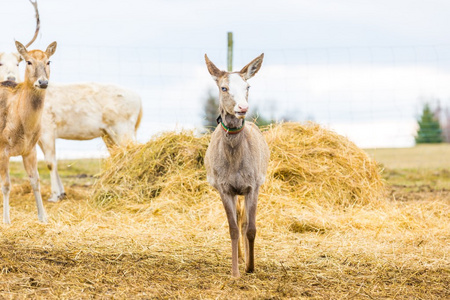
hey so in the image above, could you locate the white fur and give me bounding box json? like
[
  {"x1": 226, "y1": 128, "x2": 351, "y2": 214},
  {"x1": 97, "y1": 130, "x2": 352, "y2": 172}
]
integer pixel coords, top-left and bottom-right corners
[
  {"x1": 228, "y1": 73, "x2": 249, "y2": 114},
  {"x1": 40, "y1": 82, "x2": 142, "y2": 202},
  {"x1": 0, "y1": 53, "x2": 21, "y2": 82}
]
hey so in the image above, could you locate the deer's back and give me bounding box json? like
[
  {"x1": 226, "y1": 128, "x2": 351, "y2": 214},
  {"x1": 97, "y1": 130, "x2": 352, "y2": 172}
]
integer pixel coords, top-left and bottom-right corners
[{"x1": 43, "y1": 83, "x2": 141, "y2": 140}]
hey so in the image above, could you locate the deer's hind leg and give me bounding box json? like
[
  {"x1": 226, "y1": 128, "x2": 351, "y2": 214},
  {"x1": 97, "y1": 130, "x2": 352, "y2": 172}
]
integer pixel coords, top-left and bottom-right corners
[
  {"x1": 38, "y1": 134, "x2": 65, "y2": 202},
  {"x1": 101, "y1": 128, "x2": 119, "y2": 153},
  {"x1": 22, "y1": 148, "x2": 47, "y2": 223}
]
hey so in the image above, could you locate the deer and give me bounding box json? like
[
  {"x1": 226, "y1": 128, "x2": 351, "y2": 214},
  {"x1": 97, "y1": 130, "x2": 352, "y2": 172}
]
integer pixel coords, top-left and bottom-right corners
[
  {"x1": 1, "y1": 41, "x2": 57, "y2": 224},
  {"x1": 40, "y1": 83, "x2": 142, "y2": 202},
  {"x1": 204, "y1": 53, "x2": 270, "y2": 278},
  {"x1": 0, "y1": 3, "x2": 142, "y2": 203}
]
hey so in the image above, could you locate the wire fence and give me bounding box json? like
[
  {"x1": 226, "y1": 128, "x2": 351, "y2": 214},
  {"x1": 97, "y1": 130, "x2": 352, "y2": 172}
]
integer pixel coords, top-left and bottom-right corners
[{"x1": 3, "y1": 42, "x2": 450, "y2": 158}]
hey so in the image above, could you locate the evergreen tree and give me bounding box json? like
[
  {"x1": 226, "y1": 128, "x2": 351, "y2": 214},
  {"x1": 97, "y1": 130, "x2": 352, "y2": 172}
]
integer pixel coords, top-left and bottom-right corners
[
  {"x1": 415, "y1": 103, "x2": 443, "y2": 144},
  {"x1": 250, "y1": 108, "x2": 274, "y2": 127}
]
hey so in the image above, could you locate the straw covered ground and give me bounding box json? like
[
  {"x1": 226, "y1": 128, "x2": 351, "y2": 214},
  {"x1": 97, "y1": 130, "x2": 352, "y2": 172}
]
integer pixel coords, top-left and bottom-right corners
[{"x1": 0, "y1": 122, "x2": 449, "y2": 299}]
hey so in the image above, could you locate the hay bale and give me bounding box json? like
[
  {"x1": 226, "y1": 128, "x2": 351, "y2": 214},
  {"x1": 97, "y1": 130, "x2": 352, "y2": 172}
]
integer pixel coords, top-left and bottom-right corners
[
  {"x1": 92, "y1": 131, "x2": 211, "y2": 209},
  {"x1": 264, "y1": 122, "x2": 385, "y2": 206},
  {"x1": 92, "y1": 122, "x2": 384, "y2": 209}
]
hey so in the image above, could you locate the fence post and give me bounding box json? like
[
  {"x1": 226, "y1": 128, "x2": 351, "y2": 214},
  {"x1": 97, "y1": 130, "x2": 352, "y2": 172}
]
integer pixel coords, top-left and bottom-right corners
[{"x1": 227, "y1": 32, "x2": 233, "y2": 71}]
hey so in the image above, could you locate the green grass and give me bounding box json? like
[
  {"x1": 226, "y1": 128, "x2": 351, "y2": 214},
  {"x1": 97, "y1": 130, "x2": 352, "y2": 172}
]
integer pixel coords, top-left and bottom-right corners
[
  {"x1": 9, "y1": 159, "x2": 102, "y2": 186},
  {"x1": 365, "y1": 144, "x2": 450, "y2": 190},
  {"x1": 365, "y1": 144, "x2": 450, "y2": 169}
]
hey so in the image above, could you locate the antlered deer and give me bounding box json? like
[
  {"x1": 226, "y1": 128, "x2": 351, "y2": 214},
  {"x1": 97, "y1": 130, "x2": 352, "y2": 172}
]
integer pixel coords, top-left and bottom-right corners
[
  {"x1": 1, "y1": 41, "x2": 57, "y2": 224},
  {"x1": 204, "y1": 53, "x2": 270, "y2": 277}
]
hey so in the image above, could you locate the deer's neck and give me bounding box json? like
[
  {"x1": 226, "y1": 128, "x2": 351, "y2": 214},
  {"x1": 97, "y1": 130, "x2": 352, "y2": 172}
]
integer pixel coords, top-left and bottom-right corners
[
  {"x1": 16, "y1": 83, "x2": 46, "y2": 127},
  {"x1": 219, "y1": 111, "x2": 246, "y2": 148},
  {"x1": 220, "y1": 112, "x2": 244, "y2": 130}
]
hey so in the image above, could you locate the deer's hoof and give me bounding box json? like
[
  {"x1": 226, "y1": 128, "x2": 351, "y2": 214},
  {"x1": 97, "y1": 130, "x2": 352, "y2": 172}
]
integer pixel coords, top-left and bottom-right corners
[{"x1": 47, "y1": 195, "x2": 59, "y2": 203}]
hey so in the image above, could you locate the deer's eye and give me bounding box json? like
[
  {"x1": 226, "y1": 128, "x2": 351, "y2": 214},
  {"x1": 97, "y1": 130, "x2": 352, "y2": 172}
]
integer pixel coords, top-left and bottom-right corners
[
  {"x1": 27, "y1": 61, "x2": 32, "y2": 65},
  {"x1": 47, "y1": 61, "x2": 51, "y2": 65},
  {"x1": 221, "y1": 87, "x2": 228, "y2": 92}
]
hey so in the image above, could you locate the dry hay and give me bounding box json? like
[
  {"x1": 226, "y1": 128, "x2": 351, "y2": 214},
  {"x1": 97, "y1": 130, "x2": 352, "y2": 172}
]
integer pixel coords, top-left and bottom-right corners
[
  {"x1": 92, "y1": 122, "x2": 384, "y2": 210},
  {"x1": 1, "y1": 123, "x2": 449, "y2": 299},
  {"x1": 92, "y1": 130, "x2": 211, "y2": 210}
]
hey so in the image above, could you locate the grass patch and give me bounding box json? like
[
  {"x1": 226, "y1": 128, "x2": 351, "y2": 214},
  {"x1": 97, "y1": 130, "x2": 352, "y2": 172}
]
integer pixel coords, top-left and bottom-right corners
[{"x1": 365, "y1": 144, "x2": 450, "y2": 169}]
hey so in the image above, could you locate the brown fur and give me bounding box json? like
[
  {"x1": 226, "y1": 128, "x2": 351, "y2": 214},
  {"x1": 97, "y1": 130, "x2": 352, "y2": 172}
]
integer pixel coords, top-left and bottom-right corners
[
  {"x1": 1, "y1": 41, "x2": 56, "y2": 224},
  {"x1": 135, "y1": 105, "x2": 143, "y2": 132},
  {"x1": 204, "y1": 53, "x2": 269, "y2": 278},
  {"x1": 0, "y1": 81, "x2": 18, "y2": 88}
]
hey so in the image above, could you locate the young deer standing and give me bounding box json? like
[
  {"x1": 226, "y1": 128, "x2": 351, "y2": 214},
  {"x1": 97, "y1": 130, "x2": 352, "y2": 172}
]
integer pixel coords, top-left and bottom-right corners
[
  {"x1": 1, "y1": 41, "x2": 57, "y2": 224},
  {"x1": 204, "y1": 53, "x2": 270, "y2": 277}
]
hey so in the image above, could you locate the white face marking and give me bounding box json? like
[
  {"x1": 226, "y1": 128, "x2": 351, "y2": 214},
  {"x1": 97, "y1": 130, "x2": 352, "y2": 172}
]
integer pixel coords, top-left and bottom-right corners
[
  {"x1": 228, "y1": 73, "x2": 249, "y2": 115},
  {"x1": 0, "y1": 53, "x2": 21, "y2": 82}
]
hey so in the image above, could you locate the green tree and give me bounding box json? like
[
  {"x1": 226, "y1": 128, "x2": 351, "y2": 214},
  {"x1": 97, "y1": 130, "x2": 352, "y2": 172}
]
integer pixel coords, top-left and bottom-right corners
[
  {"x1": 415, "y1": 103, "x2": 443, "y2": 144},
  {"x1": 250, "y1": 108, "x2": 274, "y2": 127}
]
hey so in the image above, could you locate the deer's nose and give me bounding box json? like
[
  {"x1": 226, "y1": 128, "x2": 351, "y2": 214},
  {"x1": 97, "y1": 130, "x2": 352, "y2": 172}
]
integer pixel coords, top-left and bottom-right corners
[
  {"x1": 38, "y1": 79, "x2": 48, "y2": 89},
  {"x1": 238, "y1": 104, "x2": 248, "y2": 113}
]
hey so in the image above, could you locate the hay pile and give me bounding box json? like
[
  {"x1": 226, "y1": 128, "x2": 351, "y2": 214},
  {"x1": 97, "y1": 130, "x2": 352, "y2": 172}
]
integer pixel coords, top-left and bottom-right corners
[
  {"x1": 92, "y1": 122, "x2": 384, "y2": 209},
  {"x1": 264, "y1": 122, "x2": 384, "y2": 206},
  {"x1": 92, "y1": 131, "x2": 211, "y2": 209}
]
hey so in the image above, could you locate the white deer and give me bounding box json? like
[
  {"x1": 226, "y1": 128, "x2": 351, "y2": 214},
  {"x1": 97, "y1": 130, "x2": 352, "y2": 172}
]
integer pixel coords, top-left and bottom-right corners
[
  {"x1": 1, "y1": 41, "x2": 57, "y2": 224},
  {"x1": 0, "y1": 3, "x2": 143, "y2": 203},
  {"x1": 41, "y1": 83, "x2": 142, "y2": 202},
  {"x1": 204, "y1": 53, "x2": 270, "y2": 277}
]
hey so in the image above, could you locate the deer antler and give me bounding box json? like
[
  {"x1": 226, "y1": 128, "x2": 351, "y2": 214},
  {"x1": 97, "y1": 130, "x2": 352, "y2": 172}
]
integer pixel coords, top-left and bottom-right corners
[{"x1": 25, "y1": 0, "x2": 40, "y2": 48}]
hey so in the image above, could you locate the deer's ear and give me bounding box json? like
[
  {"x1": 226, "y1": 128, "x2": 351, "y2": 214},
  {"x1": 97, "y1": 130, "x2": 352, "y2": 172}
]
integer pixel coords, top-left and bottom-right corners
[
  {"x1": 15, "y1": 41, "x2": 29, "y2": 61},
  {"x1": 205, "y1": 54, "x2": 225, "y2": 82},
  {"x1": 13, "y1": 52, "x2": 23, "y2": 63},
  {"x1": 45, "y1": 42, "x2": 57, "y2": 58},
  {"x1": 240, "y1": 53, "x2": 264, "y2": 80}
]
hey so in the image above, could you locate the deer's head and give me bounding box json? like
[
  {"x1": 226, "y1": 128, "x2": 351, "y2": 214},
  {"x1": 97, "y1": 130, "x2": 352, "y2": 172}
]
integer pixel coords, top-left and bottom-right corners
[
  {"x1": 0, "y1": 52, "x2": 21, "y2": 82},
  {"x1": 15, "y1": 41, "x2": 57, "y2": 89},
  {"x1": 205, "y1": 53, "x2": 264, "y2": 120}
]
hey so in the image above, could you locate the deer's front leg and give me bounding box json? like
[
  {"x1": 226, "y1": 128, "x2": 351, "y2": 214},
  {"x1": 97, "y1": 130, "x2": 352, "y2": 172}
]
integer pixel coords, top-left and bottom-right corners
[
  {"x1": 220, "y1": 192, "x2": 240, "y2": 278},
  {"x1": 22, "y1": 148, "x2": 48, "y2": 223},
  {"x1": 236, "y1": 197, "x2": 247, "y2": 264},
  {"x1": 0, "y1": 155, "x2": 11, "y2": 224},
  {"x1": 244, "y1": 188, "x2": 259, "y2": 273}
]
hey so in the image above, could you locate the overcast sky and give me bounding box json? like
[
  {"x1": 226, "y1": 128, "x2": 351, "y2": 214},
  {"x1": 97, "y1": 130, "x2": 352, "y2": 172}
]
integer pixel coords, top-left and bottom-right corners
[
  {"x1": 3, "y1": 0, "x2": 450, "y2": 49},
  {"x1": 1, "y1": 0, "x2": 450, "y2": 157}
]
